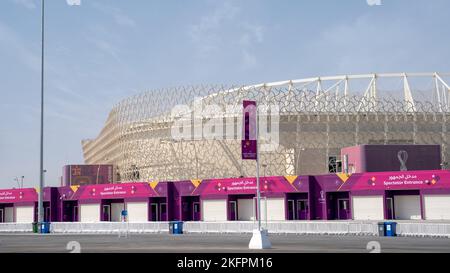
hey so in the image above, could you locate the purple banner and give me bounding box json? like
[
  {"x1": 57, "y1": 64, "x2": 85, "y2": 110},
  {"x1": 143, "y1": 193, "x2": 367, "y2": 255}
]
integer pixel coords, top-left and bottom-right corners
[{"x1": 242, "y1": 100, "x2": 257, "y2": 160}]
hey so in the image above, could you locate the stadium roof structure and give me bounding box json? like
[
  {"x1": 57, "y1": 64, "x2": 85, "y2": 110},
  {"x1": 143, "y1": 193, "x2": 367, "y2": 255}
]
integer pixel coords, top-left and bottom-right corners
[{"x1": 82, "y1": 72, "x2": 450, "y2": 182}]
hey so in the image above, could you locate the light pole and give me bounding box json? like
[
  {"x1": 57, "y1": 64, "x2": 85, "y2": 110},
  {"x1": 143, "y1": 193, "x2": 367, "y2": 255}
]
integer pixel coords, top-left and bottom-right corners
[
  {"x1": 255, "y1": 111, "x2": 261, "y2": 231},
  {"x1": 248, "y1": 101, "x2": 271, "y2": 249},
  {"x1": 37, "y1": 0, "x2": 45, "y2": 225},
  {"x1": 14, "y1": 177, "x2": 20, "y2": 188}
]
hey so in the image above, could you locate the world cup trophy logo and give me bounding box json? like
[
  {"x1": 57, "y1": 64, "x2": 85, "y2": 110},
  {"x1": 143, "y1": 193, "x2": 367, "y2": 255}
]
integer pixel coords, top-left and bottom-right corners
[{"x1": 398, "y1": 150, "x2": 408, "y2": 171}]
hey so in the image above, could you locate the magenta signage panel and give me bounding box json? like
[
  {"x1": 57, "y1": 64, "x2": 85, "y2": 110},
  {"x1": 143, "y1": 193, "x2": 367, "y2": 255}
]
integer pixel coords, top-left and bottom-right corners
[
  {"x1": 326, "y1": 170, "x2": 450, "y2": 192},
  {"x1": 242, "y1": 100, "x2": 257, "y2": 160},
  {"x1": 0, "y1": 188, "x2": 38, "y2": 203},
  {"x1": 182, "y1": 176, "x2": 308, "y2": 196},
  {"x1": 64, "y1": 182, "x2": 164, "y2": 200}
]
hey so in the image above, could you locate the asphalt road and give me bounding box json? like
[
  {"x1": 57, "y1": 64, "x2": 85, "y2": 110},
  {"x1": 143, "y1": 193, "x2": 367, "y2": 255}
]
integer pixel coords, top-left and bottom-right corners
[{"x1": 0, "y1": 233, "x2": 449, "y2": 253}]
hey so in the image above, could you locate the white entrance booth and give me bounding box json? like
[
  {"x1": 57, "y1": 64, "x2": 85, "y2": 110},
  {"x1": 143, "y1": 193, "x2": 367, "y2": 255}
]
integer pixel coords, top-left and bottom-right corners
[
  {"x1": 423, "y1": 195, "x2": 450, "y2": 220},
  {"x1": 352, "y1": 196, "x2": 384, "y2": 220},
  {"x1": 394, "y1": 195, "x2": 422, "y2": 220},
  {"x1": 201, "y1": 199, "x2": 227, "y2": 221}
]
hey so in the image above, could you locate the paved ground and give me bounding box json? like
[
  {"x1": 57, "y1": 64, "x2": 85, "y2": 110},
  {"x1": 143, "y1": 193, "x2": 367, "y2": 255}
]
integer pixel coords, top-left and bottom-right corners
[{"x1": 0, "y1": 233, "x2": 450, "y2": 253}]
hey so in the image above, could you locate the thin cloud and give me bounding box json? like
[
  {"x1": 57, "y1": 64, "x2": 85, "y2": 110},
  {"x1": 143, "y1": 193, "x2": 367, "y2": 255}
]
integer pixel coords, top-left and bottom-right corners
[
  {"x1": 11, "y1": 0, "x2": 36, "y2": 9},
  {"x1": 91, "y1": 2, "x2": 137, "y2": 28},
  {"x1": 0, "y1": 21, "x2": 40, "y2": 72},
  {"x1": 187, "y1": 1, "x2": 265, "y2": 70}
]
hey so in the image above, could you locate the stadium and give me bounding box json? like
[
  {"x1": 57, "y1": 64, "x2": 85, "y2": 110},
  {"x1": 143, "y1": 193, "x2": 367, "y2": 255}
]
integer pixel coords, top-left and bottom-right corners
[{"x1": 81, "y1": 72, "x2": 450, "y2": 183}]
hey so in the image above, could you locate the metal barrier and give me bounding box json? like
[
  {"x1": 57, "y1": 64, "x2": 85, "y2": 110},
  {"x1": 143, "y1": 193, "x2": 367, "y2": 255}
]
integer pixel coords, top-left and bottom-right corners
[
  {"x1": 396, "y1": 223, "x2": 450, "y2": 238},
  {"x1": 0, "y1": 223, "x2": 33, "y2": 233},
  {"x1": 183, "y1": 221, "x2": 379, "y2": 236},
  {"x1": 1, "y1": 221, "x2": 450, "y2": 238},
  {"x1": 50, "y1": 222, "x2": 169, "y2": 234}
]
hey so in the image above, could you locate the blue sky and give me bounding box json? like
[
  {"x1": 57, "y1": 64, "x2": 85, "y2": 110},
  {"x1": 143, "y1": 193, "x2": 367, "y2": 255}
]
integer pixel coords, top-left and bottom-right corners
[{"x1": 0, "y1": 0, "x2": 449, "y2": 188}]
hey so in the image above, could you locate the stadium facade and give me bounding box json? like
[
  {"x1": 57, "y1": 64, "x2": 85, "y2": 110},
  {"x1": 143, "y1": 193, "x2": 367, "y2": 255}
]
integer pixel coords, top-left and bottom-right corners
[{"x1": 81, "y1": 72, "x2": 450, "y2": 183}]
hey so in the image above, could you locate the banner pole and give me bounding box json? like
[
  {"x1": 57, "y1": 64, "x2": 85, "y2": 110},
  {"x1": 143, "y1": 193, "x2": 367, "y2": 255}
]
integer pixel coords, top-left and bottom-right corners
[{"x1": 256, "y1": 106, "x2": 261, "y2": 231}]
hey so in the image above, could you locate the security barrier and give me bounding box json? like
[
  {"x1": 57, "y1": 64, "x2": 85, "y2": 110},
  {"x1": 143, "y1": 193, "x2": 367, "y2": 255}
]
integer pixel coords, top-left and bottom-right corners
[
  {"x1": 396, "y1": 222, "x2": 450, "y2": 238},
  {"x1": 0, "y1": 223, "x2": 33, "y2": 233},
  {"x1": 50, "y1": 222, "x2": 169, "y2": 234},
  {"x1": 1, "y1": 221, "x2": 450, "y2": 238},
  {"x1": 184, "y1": 221, "x2": 379, "y2": 236}
]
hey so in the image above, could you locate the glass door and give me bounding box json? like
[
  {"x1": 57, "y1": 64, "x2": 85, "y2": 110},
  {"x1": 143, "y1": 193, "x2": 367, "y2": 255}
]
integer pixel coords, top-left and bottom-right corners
[
  {"x1": 338, "y1": 199, "x2": 350, "y2": 220},
  {"x1": 288, "y1": 200, "x2": 295, "y2": 220},
  {"x1": 297, "y1": 200, "x2": 309, "y2": 220},
  {"x1": 150, "y1": 203, "x2": 159, "y2": 221},
  {"x1": 386, "y1": 198, "x2": 394, "y2": 220},
  {"x1": 160, "y1": 203, "x2": 167, "y2": 221},
  {"x1": 102, "y1": 205, "x2": 111, "y2": 222},
  {"x1": 229, "y1": 201, "x2": 237, "y2": 221}
]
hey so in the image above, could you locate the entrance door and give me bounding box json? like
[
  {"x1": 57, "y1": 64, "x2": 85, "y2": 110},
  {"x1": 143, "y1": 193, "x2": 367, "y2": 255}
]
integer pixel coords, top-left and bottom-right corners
[
  {"x1": 44, "y1": 207, "x2": 51, "y2": 222},
  {"x1": 337, "y1": 199, "x2": 350, "y2": 220},
  {"x1": 159, "y1": 203, "x2": 167, "y2": 221},
  {"x1": 386, "y1": 198, "x2": 394, "y2": 220},
  {"x1": 193, "y1": 202, "x2": 200, "y2": 221},
  {"x1": 238, "y1": 199, "x2": 254, "y2": 221},
  {"x1": 73, "y1": 206, "x2": 78, "y2": 222},
  {"x1": 150, "y1": 203, "x2": 159, "y2": 221},
  {"x1": 394, "y1": 195, "x2": 421, "y2": 220},
  {"x1": 102, "y1": 205, "x2": 111, "y2": 222},
  {"x1": 297, "y1": 200, "x2": 308, "y2": 220},
  {"x1": 229, "y1": 201, "x2": 237, "y2": 221},
  {"x1": 287, "y1": 200, "x2": 295, "y2": 220},
  {"x1": 0, "y1": 209, "x2": 3, "y2": 223}
]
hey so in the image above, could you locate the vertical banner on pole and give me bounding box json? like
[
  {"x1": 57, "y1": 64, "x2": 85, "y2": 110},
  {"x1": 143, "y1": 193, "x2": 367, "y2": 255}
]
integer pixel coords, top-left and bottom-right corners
[{"x1": 242, "y1": 100, "x2": 257, "y2": 160}]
